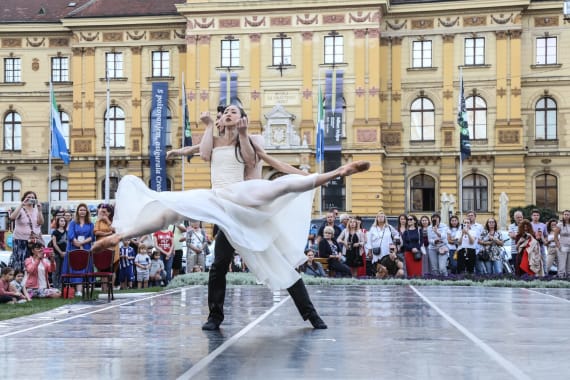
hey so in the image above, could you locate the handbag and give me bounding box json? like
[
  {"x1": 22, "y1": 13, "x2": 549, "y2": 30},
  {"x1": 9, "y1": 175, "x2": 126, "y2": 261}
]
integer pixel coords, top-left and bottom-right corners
[
  {"x1": 413, "y1": 250, "x2": 422, "y2": 261},
  {"x1": 372, "y1": 247, "x2": 382, "y2": 256}
]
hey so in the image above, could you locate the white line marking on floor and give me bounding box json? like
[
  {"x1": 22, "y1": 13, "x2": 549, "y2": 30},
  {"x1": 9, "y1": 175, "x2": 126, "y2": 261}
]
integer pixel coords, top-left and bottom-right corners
[
  {"x1": 410, "y1": 285, "x2": 532, "y2": 380},
  {"x1": 177, "y1": 295, "x2": 290, "y2": 380},
  {"x1": 525, "y1": 288, "x2": 570, "y2": 303},
  {"x1": 0, "y1": 287, "x2": 188, "y2": 339}
]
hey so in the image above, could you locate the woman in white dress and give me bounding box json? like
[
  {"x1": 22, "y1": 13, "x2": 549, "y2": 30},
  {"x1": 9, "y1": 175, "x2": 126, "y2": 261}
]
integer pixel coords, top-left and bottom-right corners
[{"x1": 94, "y1": 105, "x2": 369, "y2": 328}]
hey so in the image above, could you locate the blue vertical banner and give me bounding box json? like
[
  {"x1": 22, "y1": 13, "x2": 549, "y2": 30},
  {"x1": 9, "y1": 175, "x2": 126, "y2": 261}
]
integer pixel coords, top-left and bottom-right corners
[
  {"x1": 219, "y1": 73, "x2": 227, "y2": 106},
  {"x1": 324, "y1": 70, "x2": 333, "y2": 149},
  {"x1": 230, "y1": 73, "x2": 238, "y2": 104},
  {"x1": 150, "y1": 82, "x2": 168, "y2": 191}
]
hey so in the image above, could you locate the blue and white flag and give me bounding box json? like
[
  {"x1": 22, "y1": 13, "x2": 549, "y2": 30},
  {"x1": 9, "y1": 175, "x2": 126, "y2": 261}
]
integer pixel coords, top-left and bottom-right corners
[
  {"x1": 458, "y1": 74, "x2": 471, "y2": 160},
  {"x1": 50, "y1": 85, "x2": 70, "y2": 165},
  {"x1": 316, "y1": 86, "x2": 324, "y2": 164}
]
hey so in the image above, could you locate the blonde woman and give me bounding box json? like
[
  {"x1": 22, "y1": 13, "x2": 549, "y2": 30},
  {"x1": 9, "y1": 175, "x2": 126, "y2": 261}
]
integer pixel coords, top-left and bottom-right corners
[
  {"x1": 337, "y1": 218, "x2": 365, "y2": 277},
  {"x1": 365, "y1": 211, "x2": 400, "y2": 267}
]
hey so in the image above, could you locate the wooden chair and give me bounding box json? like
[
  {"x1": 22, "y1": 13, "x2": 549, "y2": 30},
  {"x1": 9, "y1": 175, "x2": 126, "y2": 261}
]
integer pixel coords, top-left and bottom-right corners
[
  {"x1": 89, "y1": 249, "x2": 115, "y2": 302},
  {"x1": 314, "y1": 257, "x2": 335, "y2": 277},
  {"x1": 61, "y1": 249, "x2": 92, "y2": 300}
]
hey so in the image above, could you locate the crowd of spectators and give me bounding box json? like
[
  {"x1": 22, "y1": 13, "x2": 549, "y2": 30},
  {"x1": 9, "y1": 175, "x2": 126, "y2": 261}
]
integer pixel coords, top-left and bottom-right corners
[{"x1": 301, "y1": 207, "x2": 570, "y2": 280}]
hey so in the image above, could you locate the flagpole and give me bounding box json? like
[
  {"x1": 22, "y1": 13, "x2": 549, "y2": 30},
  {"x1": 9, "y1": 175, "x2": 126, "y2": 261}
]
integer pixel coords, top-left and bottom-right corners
[
  {"x1": 104, "y1": 69, "x2": 111, "y2": 203},
  {"x1": 317, "y1": 69, "x2": 323, "y2": 217},
  {"x1": 458, "y1": 67, "x2": 463, "y2": 221},
  {"x1": 181, "y1": 73, "x2": 185, "y2": 191},
  {"x1": 48, "y1": 82, "x2": 53, "y2": 216}
]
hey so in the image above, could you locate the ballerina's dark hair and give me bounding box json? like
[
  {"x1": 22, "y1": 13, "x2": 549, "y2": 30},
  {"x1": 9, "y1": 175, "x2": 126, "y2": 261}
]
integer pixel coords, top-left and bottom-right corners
[{"x1": 221, "y1": 104, "x2": 259, "y2": 166}]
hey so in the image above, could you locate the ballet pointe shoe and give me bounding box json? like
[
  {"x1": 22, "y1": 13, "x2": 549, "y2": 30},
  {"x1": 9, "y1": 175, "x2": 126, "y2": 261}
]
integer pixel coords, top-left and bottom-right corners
[
  {"x1": 92, "y1": 234, "x2": 122, "y2": 253},
  {"x1": 338, "y1": 161, "x2": 370, "y2": 177}
]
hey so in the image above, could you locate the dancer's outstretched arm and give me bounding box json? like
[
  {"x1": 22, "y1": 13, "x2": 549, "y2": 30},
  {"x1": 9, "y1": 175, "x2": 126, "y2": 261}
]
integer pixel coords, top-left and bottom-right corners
[{"x1": 166, "y1": 145, "x2": 199, "y2": 160}]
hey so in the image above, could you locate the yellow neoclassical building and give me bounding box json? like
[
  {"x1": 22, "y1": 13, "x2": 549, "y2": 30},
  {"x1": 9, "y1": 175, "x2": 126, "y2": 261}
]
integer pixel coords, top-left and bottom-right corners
[{"x1": 0, "y1": 0, "x2": 569, "y2": 222}]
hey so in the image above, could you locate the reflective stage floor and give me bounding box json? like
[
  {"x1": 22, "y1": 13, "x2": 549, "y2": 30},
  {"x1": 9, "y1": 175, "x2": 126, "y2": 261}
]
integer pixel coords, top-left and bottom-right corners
[{"x1": 1, "y1": 285, "x2": 569, "y2": 380}]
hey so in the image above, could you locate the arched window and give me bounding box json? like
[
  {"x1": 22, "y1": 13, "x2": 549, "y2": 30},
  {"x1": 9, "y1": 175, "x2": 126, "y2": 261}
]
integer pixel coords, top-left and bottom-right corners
[
  {"x1": 4, "y1": 112, "x2": 22, "y2": 151},
  {"x1": 462, "y1": 174, "x2": 488, "y2": 212},
  {"x1": 104, "y1": 106, "x2": 125, "y2": 148},
  {"x1": 410, "y1": 174, "x2": 435, "y2": 212},
  {"x1": 149, "y1": 107, "x2": 173, "y2": 146},
  {"x1": 50, "y1": 178, "x2": 68, "y2": 201},
  {"x1": 410, "y1": 98, "x2": 435, "y2": 141},
  {"x1": 535, "y1": 97, "x2": 557, "y2": 140},
  {"x1": 466, "y1": 96, "x2": 487, "y2": 140},
  {"x1": 535, "y1": 174, "x2": 557, "y2": 211},
  {"x1": 2, "y1": 179, "x2": 21, "y2": 202},
  {"x1": 59, "y1": 110, "x2": 70, "y2": 149}
]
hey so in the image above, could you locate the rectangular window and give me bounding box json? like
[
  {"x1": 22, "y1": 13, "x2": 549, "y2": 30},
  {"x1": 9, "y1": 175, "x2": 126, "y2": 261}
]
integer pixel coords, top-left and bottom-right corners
[
  {"x1": 4, "y1": 58, "x2": 21, "y2": 82},
  {"x1": 412, "y1": 40, "x2": 432, "y2": 68},
  {"x1": 536, "y1": 37, "x2": 557, "y2": 65},
  {"x1": 152, "y1": 51, "x2": 170, "y2": 77},
  {"x1": 324, "y1": 35, "x2": 344, "y2": 64},
  {"x1": 106, "y1": 52, "x2": 123, "y2": 78},
  {"x1": 272, "y1": 37, "x2": 292, "y2": 66},
  {"x1": 221, "y1": 40, "x2": 240, "y2": 67},
  {"x1": 51, "y1": 57, "x2": 69, "y2": 82},
  {"x1": 464, "y1": 37, "x2": 485, "y2": 65}
]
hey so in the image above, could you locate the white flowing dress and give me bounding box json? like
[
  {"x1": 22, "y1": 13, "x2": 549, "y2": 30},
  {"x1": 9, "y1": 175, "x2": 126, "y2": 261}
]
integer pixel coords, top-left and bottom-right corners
[{"x1": 113, "y1": 146, "x2": 316, "y2": 290}]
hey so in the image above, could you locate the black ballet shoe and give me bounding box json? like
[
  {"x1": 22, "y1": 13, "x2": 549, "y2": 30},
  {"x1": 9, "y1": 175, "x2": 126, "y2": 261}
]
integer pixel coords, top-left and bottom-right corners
[
  {"x1": 201, "y1": 319, "x2": 221, "y2": 331},
  {"x1": 309, "y1": 314, "x2": 328, "y2": 329}
]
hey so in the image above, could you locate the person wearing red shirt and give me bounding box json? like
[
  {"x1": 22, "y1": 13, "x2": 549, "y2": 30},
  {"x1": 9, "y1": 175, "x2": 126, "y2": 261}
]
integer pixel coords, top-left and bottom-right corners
[{"x1": 153, "y1": 228, "x2": 174, "y2": 285}]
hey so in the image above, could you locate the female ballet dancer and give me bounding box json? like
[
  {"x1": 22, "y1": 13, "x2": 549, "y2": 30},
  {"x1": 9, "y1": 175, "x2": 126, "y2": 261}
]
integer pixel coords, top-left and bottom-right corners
[{"x1": 94, "y1": 105, "x2": 369, "y2": 329}]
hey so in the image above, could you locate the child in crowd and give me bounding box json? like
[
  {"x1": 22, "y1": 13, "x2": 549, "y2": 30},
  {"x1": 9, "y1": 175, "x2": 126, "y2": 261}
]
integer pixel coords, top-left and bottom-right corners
[
  {"x1": 149, "y1": 250, "x2": 166, "y2": 287},
  {"x1": 10, "y1": 269, "x2": 31, "y2": 302},
  {"x1": 0, "y1": 267, "x2": 26, "y2": 304},
  {"x1": 134, "y1": 244, "x2": 150, "y2": 289},
  {"x1": 118, "y1": 238, "x2": 136, "y2": 290}
]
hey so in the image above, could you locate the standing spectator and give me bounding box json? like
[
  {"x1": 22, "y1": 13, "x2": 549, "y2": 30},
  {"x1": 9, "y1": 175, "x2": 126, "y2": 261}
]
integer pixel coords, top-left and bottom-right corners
[
  {"x1": 337, "y1": 218, "x2": 365, "y2": 278},
  {"x1": 134, "y1": 244, "x2": 151, "y2": 288},
  {"x1": 63, "y1": 203, "x2": 95, "y2": 298},
  {"x1": 94, "y1": 204, "x2": 117, "y2": 293},
  {"x1": 183, "y1": 220, "x2": 209, "y2": 273},
  {"x1": 395, "y1": 213, "x2": 408, "y2": 276},
  {"x1": 8, "y1": 191, "x2": 44, "y2": 272},
  {"x1": 25, "y1": 242, "x2": 60, "y2": 298},
  {"x1": 419, "y1": 215, "x2": 431, "y2": 275},
  {"x1": 10, "y1": 269, "x2": 31, "y2": 302},
  {"x1": 516, "y1": 219, "x2": 544, "y2": 276},
  {"x1": 338, "y1": 214, "x2": 350, "y2": 231},
  {"x1": 171, "y1": 222, "x2": 186, "y2": 278},
  {"x1": 509, "y1": 210, "x2": 524, "y2": 271},
  {"x1": 455, "y1": 218, "x2": 477, "y2": 274},
  {"x1": 50, "y1": 209, "x2": 65, "y2": 232},
  {"x1": 153, "y1": 227, "x2": 174, "y2": 286},
  {"x1": 530, "y1": 209, "x2": 548, "y2": 273},
  {"x1": 467, "y1": 210, "x2": 484, "y2": 274},
  {"x1": 402, "y1": 215, "x2": 423, "y2": 277},
  {"x1": 50, "y1": 216, "x2": 68, "y2": 289},
  {"x1": 545, "y1": 219, "x2": 560, "y2": 275},
  {"x1": 447, "y1": 215, "x2": 461, "y2": 274},
  {"x1": 316, "y1": 211, "x2": 342, "y2": 243},
  {"x1": 149, "y1": 250, "x2": 166, "y2": 286},
  {"x1": 118, "y1": 238, "x2": 136, "y2": 290},
  {"x1": 63, "y1": 210, "x2": 73, "y2": 225},
  {"x1": 300, "y1": 249, "x2": 326, "y2": 277},
  {"x1": 354, "y1": 216, "x2": 369, "y2": 277},
  {"x1": 0, "y1": 268, "x2": 26, "y2": 304},
  {"x1": 555, "y1": 210, "x2": 570, "y2": 277},
  {"x1": 427, "y1": 213, "x2": 449, "y2": 276},
  {"x1": 305, "y1": 224, "x2": 319, "y2": 254},
  {"x1": 365, "y1": 211, "x2": 399, "y2": 272},
  {"x1": 318, "y1": 226, "x2": 351, "y2": 277},
  {"x1": 478, "y1": 218, "x2": 504, "y2": 275}
]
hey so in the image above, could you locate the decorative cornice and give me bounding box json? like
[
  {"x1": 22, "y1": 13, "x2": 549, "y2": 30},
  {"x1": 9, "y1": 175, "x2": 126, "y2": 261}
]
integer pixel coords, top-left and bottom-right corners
[
  {"x1": 534, "y1": 16, "x2": 559, "y2": 27},
  {"x1": 177, "y1": 45, "x2": 187, "y2": 53},
  {"x1": 245, "y1": 16, "x2": 266, "y2": 27},
  {"x1": 391, "y1": 37, "x2": 402, "y2": 46},
  {"x1": 249, "y1": 33, "x2": 261, "y2": 42},
  {"x1": 297, "y1": 14, "x2": 318, "y2": 25},
  {"x1": 354, "y1": 29, "x2": 367, "y2": 39},
  {"x1": 26, "y1": 37, "x2": 45, "y2": 48},
  {"x1": 131, "y1": 46, "x2": 142, "y2": 54},
  {"x1": 2, "y1": 38, "x2": 21, "y2": 48},
  {"x1": 491, "y1": 13, "x2": 513, "y2": 25},
  {"x1": 49, "y1": 38, "x2": 69, "y2": 47},
  {"x1": 495, "y1": 31, "x2": 508, "y2": 40},
  {"x1": 150, "y1": 31, "x2": 170, "y2": 40},
  {"x1": 80, "y1": 32, "x2": 99, "y2": 42},
  {"x1": 349, "y1": 11, "x2": 371, "y2": 23},
  {"x1": 72, "y1": 47, "x2": 83, "y2": 56},
  {"x1": 270, "y1": 16, "x2": 291, "y2": 26},
  {"x1": 174, "y1": 30, "x2": 185, "y2": 39},
  {"x1": 411, "y1": 19, "x2": 434, "y2": 29},
  {"x1": 442, "y1": 34, "x2": 455, "y2": 43},
  {"x1": 219, "y1": 19, "x2": 240, "y2": 28},
  {"x1": 386, "y1": 19, "x2": 407, "y2": 30},
  {"x1": 510, "y1": 30, "x2": 522, "y2": 39},
  {"x1": 438, "y1": 17, "x2": 459, "y2": 28},
  {"x1": 84, "y1": 47, "x2": 95, "y2": 56},
  {"x1": 194, "y1": 18, "x2": 214, "y2": 29},
  {"x1": 103, "y1": 32, "x2": 122, "y2": 42},
  {"x1": 368, "y1": 29, "x2": 380, "y2": 39},
  {"x1": 126, "y1": 31, "x2": 146, "y2": 41},
  {"x1": 199, "y1": 35, "x2": 211, "y2": 44},
  {"x1": 463, "y1": 16, "x2": 486, "y2": 27},
  {"x1": 323, "y1": 14, "x2": 345, "y2": 24},
  {"x1": 302, "y1": 31, "x2": 313, "y2": 41}
]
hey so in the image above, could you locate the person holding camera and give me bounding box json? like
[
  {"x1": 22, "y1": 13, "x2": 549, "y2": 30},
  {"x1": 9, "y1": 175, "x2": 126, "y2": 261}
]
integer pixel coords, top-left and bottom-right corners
[
  {"x1": 8, "y1": 191, "x2": 44, "y2": 272},
  {"x1": 427, "y1": 213, "x2": 449, "y2": 276},
  {"x1": 365, "y1": 211, "x2": 400, "y2": 274},
  {"x1": 24, "y1": 242, "x2": 61, "y2": 298},
  {"x1": 337, "y1": 218, "x2": 365, "y2": 278},
  {"x1": 455, "y1": 219, "x2": 477, "y2": 274},
  {"x1": 376, "y1": 244, "x2": 404, "y2": 279}
]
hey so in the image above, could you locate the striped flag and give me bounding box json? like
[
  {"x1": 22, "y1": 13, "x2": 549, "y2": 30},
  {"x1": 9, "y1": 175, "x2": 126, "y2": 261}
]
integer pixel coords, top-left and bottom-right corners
[
  {"x1": 458, "y1": 74, "x2": 471, "y2": 160},
  {"x1": 182, "y1": 83, "x2": 192, "y2": 162},
  {"x1": 316, "y1": 86, "x2": 325, "y2": 164},
  {"x1": 50, "y1": 85, "x2": 70, "y2": 165}
]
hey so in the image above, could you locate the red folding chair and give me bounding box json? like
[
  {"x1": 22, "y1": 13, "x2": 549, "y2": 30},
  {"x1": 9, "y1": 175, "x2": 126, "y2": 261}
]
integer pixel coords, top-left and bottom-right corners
[
  {"x1": 89, "y1": 249, "x2": 115, "y2": 302},
  {"x1": 61, "y1": 249, "x2": 92, "y2": 300}
]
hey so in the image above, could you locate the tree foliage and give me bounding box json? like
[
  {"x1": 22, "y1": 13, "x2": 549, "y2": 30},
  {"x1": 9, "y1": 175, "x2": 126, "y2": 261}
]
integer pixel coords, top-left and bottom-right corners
[{"x1": 508, "y1": 205, "x2": 558, "y2": 224}]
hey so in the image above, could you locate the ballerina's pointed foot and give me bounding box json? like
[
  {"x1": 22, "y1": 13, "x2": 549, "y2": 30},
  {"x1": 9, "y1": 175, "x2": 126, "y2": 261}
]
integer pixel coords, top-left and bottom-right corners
[
  {"x1": 338, "y1": 161, "x2": 370, "y2": 177},
  {"x1": 92, "y1": 234, "x2": 123, "y2": 253}
]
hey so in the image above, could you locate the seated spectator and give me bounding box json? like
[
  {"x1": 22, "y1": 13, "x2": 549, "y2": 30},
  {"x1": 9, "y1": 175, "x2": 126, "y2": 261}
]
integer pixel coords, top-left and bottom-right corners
[
  {"x1": 1, "y1": 267, "x2": 26, "y2": 304},
  {"x1": 318, "y1": 226, "x2": 351, "y2": 277},
  {"x1": 149, "y1": 250, "x2": 166, "y2": 287},
  {"x1": 375, "y1": 244, "x2": 404, "y2": 279},
  {"x1": 300, "y1": 249, "x2": 326, "y2": 277},
  {"x1": 10, "y1": 269, "x2": 31, "y2": 302},
  {"x1": 25, "y1": 243, "x2": 61, "y2": 298}
]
